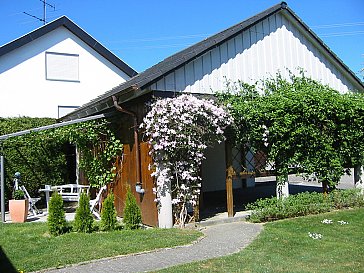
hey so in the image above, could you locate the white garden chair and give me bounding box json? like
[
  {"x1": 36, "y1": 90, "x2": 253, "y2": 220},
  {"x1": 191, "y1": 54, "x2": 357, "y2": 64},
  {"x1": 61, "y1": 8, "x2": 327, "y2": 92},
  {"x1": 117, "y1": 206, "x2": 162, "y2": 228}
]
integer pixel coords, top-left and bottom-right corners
[
  {"x1": 89, "y1": 185, "x2": 107, "y2": 219},
  {"x1": 20, "y1": 186, "x2": 41, "y2": 215}
]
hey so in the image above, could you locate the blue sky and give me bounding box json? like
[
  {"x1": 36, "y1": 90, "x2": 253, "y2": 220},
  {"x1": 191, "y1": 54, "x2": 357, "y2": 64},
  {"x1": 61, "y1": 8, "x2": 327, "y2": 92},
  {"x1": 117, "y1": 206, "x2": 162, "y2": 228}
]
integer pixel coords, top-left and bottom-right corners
[{"x1": 1, "y1": 0, "x2": 363, "y2": 79}]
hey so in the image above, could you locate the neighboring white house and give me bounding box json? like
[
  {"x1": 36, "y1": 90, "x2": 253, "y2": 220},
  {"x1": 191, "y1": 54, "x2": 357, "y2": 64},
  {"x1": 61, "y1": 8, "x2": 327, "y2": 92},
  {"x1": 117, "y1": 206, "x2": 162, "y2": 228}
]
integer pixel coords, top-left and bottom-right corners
[
  {"x1": 62, "y1": 2, "x2": 364, "y2": 227},
  {"x1": 0, "y1": 16, "x2": 137, "y2": 118}
]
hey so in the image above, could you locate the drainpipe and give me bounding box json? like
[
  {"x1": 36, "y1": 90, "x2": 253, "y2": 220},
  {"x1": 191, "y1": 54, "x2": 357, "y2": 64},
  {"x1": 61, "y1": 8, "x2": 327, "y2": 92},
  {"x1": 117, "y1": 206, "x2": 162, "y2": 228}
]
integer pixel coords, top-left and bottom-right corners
[{"x1": 112, "y1": 96, "x2": 142, "y2": 189}]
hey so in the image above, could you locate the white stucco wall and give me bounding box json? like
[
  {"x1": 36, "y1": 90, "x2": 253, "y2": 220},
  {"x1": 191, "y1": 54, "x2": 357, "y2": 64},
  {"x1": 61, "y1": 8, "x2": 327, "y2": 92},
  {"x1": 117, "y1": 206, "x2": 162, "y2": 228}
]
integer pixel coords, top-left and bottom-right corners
[{"x1": 0, "y1": 27, "x2": 130, "y2": 118}]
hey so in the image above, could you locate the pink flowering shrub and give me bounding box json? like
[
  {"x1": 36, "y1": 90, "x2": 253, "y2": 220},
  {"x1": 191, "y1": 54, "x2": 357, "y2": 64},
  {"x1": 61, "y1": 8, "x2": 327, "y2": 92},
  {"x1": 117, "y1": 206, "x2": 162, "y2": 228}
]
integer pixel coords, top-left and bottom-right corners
[{"x1": 140, "y1": 94, "x2": 232, "y2": 225}]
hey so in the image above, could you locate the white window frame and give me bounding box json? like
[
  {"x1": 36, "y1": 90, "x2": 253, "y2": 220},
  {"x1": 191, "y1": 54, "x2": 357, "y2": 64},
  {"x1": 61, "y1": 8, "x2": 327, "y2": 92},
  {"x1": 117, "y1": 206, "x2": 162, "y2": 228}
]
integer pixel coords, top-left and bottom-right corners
[{"x1": 45, "y1": 52, "x2": 80, "y2": 82}]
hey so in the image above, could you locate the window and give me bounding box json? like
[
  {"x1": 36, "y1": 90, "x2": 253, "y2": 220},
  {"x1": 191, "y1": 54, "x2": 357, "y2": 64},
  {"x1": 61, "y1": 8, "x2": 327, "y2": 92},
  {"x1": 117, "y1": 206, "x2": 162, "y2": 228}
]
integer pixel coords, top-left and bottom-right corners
[
  {"x1": 46, "y1": 52, "x2": 79, "y2": 82},
  {"x1": 58, "y1": 105, "x2": 79, "y2": 118}
]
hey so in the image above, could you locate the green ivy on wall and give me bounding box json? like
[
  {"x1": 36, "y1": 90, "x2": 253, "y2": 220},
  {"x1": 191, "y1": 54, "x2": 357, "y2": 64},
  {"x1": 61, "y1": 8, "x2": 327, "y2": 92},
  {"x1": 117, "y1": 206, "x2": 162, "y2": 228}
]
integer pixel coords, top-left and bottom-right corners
[{"x1": 0, "y1": 117, "x2": 122, "y2": 201}]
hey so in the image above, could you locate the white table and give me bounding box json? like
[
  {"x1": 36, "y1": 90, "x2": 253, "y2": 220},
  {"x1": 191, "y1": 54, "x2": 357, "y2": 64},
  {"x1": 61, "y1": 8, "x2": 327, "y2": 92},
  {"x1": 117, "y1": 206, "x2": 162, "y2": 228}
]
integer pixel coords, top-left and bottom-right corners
[{"x1": 39, "y1": 185, "x2": 53, "y2": 213}]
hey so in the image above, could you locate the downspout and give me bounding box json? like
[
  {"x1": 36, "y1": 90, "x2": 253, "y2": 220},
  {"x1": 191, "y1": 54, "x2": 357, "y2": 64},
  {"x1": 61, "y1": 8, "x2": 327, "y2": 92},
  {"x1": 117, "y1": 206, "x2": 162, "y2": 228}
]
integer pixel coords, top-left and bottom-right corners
[{"x1": 112, "y1": 96, "x2": 142, "y2": 189}]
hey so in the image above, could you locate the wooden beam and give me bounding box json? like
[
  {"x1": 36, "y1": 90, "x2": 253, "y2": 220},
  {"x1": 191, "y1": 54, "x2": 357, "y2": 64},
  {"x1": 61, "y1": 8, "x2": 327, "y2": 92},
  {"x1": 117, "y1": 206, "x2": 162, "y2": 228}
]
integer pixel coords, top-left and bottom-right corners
[{"x1": 225, "y1": 141, "x2": 234, "y2": 217}]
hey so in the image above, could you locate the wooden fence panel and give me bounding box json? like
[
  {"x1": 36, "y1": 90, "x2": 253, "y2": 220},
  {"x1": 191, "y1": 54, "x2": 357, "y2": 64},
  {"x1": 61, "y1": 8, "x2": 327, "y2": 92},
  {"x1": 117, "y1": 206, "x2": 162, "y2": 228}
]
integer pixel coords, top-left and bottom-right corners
[{"x1": 139, "y1": 142, "x2": 158, "y2": 226}]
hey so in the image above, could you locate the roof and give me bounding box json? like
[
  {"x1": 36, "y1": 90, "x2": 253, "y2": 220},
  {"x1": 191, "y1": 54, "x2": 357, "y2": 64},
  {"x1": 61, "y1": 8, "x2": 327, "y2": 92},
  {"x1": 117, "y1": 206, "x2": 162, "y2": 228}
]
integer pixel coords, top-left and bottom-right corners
[
  {"x1": 0, "y1": 16, "x2": 137, "y2": 78},
  {"x1": 61, "y1": 1, "x2": 364, "y2": 121}
]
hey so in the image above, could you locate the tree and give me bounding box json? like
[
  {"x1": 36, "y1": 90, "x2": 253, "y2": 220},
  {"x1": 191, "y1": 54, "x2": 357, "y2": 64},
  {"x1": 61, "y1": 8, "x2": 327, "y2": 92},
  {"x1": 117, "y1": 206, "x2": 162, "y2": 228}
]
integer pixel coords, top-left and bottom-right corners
[
  {"x1": 47, "y1": 191, "x2": 68, "y2": 236},
  {"x1": 123, "y1": 188, "x2": 142, "y2": 230},
  {"x1": 100, "y1": 192, "x2": 118, "y2": 231},
  {"x1": 74, "y1": 192, "x2": 94, "y2": 233}
]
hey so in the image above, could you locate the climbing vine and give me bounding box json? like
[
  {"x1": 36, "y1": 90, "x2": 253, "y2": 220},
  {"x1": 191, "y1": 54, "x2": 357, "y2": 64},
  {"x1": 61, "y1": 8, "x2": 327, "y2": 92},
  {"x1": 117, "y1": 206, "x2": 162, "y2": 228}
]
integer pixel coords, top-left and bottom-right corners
[
  {"x1": 218, "y1": 72, "x2": 364, "y2": 189},
  {"x1": 1, "y1": 118, "x2": 122, "y2": 199},
  {"x1": 140, "y1": 94, "x2": 232, "y2": 226},
  {"x1": 48, "y1": 120, "x2": 123, "y2": 188}
]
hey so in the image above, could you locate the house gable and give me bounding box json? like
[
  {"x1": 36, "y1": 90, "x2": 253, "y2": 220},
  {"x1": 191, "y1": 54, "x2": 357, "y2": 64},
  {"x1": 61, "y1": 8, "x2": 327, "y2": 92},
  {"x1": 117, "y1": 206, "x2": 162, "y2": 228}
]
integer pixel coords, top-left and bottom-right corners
[
  {"x1": 148, "y1": 10, "x2": 359, "y2": 94},
  {"x1": 0, "y1": 16, "x2": 137, "y2": 78},
  {"x1": 0, "y1": 17, "x2": 137, "y2": 118}
]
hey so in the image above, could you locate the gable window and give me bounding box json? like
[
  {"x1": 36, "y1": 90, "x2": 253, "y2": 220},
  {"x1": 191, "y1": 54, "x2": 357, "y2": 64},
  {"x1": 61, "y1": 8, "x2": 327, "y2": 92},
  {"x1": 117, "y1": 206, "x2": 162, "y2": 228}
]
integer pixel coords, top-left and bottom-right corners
[
  {"x1": 58, "y1": 105, "x2": 79, "y2": 118},
  {"x1": 46, "y1": 52, "x2": 79, "y2": 82}
]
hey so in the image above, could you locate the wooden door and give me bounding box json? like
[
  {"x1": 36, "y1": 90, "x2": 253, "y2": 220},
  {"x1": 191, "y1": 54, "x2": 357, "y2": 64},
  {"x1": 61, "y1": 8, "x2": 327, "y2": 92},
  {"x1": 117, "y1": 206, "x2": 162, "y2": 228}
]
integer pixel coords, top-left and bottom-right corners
[{"x1": 113, "y1": 142, "x2": 158, "y2": 226}]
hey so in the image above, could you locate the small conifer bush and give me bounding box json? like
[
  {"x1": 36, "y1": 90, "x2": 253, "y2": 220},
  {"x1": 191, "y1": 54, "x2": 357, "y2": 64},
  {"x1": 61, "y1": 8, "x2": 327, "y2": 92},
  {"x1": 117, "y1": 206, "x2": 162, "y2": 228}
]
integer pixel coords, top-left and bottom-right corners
[
  {"x1": 74, "y1": 192, "x2": 94, "y2": 233},
  {"x1": 100, "y1": 192, "x2": 117, "y2": 231},
  {"x1": 47, "y1": 191, "x2": 68, "y2": 236},
  {"x1": 123, "y1": 188, "x2": 142, "y2": 230}
]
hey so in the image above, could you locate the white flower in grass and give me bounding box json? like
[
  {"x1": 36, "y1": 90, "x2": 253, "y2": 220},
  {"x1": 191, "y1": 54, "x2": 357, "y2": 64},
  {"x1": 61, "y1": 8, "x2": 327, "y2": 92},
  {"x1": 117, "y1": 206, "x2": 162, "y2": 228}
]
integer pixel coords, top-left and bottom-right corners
[
  {"x1": 338, "y1": 220, "x2": 348, "y2": 225},
  {"x1": 308, "y1": 232, "x2": 323, "y2": 240},
  {"x1": 321, "y1": 219, "x2": 333, "y2": 224}
]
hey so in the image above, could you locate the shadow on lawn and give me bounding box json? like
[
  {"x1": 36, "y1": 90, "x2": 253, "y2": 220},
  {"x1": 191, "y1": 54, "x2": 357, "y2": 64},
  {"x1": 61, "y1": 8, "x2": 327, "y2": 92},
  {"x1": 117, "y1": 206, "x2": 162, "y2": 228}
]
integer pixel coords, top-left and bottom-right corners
[{"x1": 0, "y1": 246, "x2": 18, "y2": 273}]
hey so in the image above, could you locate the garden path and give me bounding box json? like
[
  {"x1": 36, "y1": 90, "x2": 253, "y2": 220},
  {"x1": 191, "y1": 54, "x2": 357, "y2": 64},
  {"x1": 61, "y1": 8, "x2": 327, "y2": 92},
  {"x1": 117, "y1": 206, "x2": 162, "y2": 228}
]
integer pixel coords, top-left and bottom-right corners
[{"x1": 41, "y1": 220, "x2": 263, "y2": 273}]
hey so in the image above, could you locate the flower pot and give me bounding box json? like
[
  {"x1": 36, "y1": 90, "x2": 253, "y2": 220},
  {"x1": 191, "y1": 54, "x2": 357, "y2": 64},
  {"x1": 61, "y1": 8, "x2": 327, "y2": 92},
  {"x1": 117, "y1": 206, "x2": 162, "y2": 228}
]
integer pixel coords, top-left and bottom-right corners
[{"x1": 9, "y1": 199, "x2": 29, "y2": 223}]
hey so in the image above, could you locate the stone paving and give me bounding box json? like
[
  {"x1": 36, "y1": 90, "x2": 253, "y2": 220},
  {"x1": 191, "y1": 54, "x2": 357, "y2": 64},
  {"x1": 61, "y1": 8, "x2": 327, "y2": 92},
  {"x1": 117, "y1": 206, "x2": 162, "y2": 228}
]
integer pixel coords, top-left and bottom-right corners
[{"x1": 40, "y1": 221, "x2": 263, "y2": 273}]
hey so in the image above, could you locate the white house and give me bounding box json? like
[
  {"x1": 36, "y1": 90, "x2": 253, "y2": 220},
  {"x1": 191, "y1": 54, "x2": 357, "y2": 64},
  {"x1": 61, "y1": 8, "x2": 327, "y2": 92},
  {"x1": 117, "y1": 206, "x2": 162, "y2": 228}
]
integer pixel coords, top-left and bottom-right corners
[
  {"x1": 0, "y1": 16, "x2": 137, "y2": 118},
  {"x1": 62, "y1": 2, "x2": 364, "y2": 227}
]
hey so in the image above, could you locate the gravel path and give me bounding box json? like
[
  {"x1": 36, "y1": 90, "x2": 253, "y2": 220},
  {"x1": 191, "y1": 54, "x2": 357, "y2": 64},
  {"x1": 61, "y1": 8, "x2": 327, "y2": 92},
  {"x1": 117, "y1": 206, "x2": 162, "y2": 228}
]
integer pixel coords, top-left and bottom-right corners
[{"x1": 41, "y1": 221, "x2": 263, "y2": 273}]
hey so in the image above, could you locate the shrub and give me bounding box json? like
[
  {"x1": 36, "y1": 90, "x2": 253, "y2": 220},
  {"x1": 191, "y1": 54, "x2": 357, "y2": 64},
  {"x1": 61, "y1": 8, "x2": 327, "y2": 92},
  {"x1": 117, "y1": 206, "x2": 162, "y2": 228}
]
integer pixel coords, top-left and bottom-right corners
[
  {"x1": 329, "y1": 188, "x2": 364, "y2": 209},
  {"x1": 246, "y1": 189, "x2": 364, "y2": 223},
  {"x1": 100, "y1": 192, "x2": 117, "y2": 231},
  {"x1": 123, "y1": 189, "x2": 142, "y2": 230},
  {"x1": 74, "y1": 193, "x2": 94, "y2": 233},
  {"x1": 13, "y1": 189, "x2": 25, "y2": 200},
  {"x1": 47, "y1": 191, "x2": 68, "y2": 236}
]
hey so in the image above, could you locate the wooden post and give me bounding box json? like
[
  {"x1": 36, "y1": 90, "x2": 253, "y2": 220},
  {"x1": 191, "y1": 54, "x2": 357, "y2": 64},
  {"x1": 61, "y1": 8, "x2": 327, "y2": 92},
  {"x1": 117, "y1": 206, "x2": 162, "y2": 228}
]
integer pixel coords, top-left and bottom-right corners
[
  {"x1": 322, "y1": 181, "x2": 328, "y2": 195},
  {"x1": 1, "y1": 155, "x2": 5, "y2": 222},
  {"x1": 194, "y1": 195, "x2": 200, "y2": 222},
  {"x1": 225, "y1": 141, "x2": 234, "y2": 217},
  {"x1": 354, "y1": 166, "x2": 364, "y2": 195}
]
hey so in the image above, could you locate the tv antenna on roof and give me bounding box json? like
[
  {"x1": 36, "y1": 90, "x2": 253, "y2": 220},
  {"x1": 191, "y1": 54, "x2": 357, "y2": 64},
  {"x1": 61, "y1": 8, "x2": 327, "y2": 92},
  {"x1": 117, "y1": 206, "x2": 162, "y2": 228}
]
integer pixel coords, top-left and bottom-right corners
[{"x1": 23, "y1": 0, "x2": 56, "y2": 25}]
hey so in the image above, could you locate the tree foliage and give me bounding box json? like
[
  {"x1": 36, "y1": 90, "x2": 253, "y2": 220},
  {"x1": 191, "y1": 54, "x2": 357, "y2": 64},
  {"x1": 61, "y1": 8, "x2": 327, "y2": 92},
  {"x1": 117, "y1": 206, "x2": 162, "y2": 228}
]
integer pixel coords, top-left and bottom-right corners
[
  {"x1": 218, "y1": 72, "x2": 364, "y2": 187},
  {"x1": 0, "y1": 117, "x2": 64, "y2": 199}
]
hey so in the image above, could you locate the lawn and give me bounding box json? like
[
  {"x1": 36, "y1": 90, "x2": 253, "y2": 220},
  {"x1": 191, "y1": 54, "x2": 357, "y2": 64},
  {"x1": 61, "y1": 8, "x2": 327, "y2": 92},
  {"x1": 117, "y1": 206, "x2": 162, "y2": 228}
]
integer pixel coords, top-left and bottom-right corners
[
  {"x1": 0, "y1": 222, "x2": 202, "y2": 272},
  {"x1": 158, "y1": 208, "x2": 364, "y2": 273}
]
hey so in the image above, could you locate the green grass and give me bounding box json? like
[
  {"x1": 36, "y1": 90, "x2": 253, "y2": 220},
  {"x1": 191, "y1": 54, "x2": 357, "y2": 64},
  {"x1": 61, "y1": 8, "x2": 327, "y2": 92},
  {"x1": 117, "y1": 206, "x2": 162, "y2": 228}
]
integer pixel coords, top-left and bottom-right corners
[
  {"x1": 0, "y1": 223, "x2": 202, "y2": 272},
  {"x1": 158, "y1": 208, "x2": 364, "y2": 273}
]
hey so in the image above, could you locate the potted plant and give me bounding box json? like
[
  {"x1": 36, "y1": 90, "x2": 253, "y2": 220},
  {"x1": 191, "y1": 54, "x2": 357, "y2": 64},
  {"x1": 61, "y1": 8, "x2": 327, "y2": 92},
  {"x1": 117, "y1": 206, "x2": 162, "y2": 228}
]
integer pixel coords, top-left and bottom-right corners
[{"x1": 9, "y1": 189, "x2": 28, "y2": 223}]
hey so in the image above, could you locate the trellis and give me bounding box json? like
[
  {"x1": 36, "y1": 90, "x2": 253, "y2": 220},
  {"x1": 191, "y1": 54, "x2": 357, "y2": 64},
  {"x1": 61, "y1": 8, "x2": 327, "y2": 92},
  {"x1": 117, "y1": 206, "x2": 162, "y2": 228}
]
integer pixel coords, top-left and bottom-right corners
[{"x1": 225, "y1": 141, "x2": 276, "y2": 217}]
